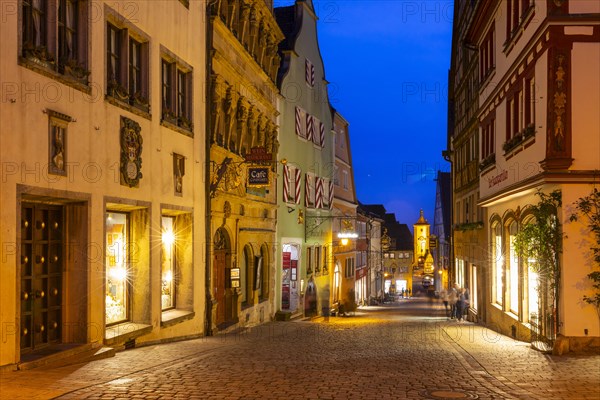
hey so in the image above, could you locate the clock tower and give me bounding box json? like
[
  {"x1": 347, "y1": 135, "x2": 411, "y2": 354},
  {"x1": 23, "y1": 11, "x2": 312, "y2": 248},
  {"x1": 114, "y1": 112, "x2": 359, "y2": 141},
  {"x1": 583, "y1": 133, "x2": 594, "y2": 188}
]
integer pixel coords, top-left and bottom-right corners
[{"x1": 413, "y1": 210, "x2": 433, "y2": 275}]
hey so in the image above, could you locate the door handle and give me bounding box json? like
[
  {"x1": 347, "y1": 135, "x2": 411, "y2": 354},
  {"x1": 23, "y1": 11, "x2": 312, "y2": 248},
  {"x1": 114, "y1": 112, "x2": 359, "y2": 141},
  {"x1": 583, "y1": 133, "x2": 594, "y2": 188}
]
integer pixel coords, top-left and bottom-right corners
[{"x1": 35, "y1": 290, "x2": 45, "y2": 299}]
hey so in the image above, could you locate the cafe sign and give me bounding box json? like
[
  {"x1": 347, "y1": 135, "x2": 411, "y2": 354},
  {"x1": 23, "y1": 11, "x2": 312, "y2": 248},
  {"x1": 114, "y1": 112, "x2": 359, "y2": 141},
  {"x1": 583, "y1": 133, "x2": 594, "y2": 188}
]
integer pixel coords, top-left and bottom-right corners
[{"x1": 248, "y1": 167, "x2": 270, "y2": 187}]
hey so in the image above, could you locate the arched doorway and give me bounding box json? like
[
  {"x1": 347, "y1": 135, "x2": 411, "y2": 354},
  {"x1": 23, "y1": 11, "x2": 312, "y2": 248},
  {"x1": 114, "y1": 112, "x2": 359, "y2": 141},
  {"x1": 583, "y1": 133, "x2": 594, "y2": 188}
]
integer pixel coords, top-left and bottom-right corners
[{"x1": 213, "y1": 227, "x2": 233, "y2": 327}]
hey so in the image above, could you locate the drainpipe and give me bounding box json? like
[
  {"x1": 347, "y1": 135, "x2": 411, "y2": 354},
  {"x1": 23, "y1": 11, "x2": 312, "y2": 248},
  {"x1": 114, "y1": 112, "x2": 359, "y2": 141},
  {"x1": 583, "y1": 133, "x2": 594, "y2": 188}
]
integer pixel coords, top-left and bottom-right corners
[{"x1": 204, "y1": 0, "x2": 214, "y2": 337}]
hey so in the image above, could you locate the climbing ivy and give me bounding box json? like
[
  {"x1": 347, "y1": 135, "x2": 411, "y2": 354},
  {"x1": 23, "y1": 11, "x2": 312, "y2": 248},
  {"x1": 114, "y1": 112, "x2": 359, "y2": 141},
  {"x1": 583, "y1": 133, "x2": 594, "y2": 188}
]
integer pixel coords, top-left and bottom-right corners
[
  {"x1": 514, "y1": 189, "x2": 562, "y2": 337},
  {"x1": 569, "y1": 188, "x2": 600, "y2": 314}
]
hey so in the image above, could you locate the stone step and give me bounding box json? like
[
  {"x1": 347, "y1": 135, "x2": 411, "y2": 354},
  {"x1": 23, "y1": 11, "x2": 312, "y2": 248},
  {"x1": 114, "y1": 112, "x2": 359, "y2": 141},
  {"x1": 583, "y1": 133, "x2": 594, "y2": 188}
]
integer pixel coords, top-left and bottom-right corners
[{"x1": 18, "y1": 343, "x2": 115, "y2": 371}]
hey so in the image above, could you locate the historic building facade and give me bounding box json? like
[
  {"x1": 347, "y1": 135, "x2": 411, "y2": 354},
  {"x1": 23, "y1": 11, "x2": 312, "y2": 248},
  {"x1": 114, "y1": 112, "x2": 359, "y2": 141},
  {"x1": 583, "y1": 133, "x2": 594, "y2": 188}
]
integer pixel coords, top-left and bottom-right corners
[
  {"x1": 274, "y1": 0, "x2": 335, "y2": 318},
  {"x1": 447, "y1": 0, "x2": 487, "y2": 321},
  {"x1": 331, "y1": 110, "x2": 358, "y2": 311},
  {"x1": 0, "y1": 0, "x2": 206, "y2": 368},
  {"x1": 432, "y1": 171, "x2": 452, "y2": 293},
  {"x1": 208, "y1": 0, "x2": 284, "y2": 331},
  {"x1": 465, "y1": 0, "x2": 600, "y2": 349}
]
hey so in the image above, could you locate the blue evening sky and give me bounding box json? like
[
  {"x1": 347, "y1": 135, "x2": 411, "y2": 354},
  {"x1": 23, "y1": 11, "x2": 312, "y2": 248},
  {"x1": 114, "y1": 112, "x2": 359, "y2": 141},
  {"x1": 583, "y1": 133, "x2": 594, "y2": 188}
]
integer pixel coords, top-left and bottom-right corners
[{"x1": 275, "y1": 0, "x2": 453, "y2": 228}]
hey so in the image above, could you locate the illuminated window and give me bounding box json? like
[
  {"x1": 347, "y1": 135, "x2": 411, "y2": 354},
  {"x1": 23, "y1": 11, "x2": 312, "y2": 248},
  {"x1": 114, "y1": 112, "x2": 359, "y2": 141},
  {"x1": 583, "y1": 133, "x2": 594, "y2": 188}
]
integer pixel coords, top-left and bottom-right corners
[
  {"x1": 333, "y1": 264, "x2": 340, "y2": 302},
  {"x1": 105, "y1": 212, "x2": 129, "y2": 325},
  {"x1": 22, "y1": 0, "x2": 90, "y2": 83},
  {"x1": 509, "y1": 221, "x2": 519, "y2": 315},
  {"x1": 344, "y1": 257, "x2": 355, "y2": 278},
  {"x1": 492, "y1": 223, "x2": 503, "y2": 306},
  {"x1": 161, "y1": 216, "x2": 176, "y2": 311}
]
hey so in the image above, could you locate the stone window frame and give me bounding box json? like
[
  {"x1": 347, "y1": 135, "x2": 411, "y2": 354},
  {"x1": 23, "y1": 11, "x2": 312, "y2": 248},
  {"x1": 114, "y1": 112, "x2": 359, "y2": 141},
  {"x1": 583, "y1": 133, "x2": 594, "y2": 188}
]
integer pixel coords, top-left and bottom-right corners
[
  {"x1": 160, "y1": 46, "x2": 194, "y2": 135},
  {"x1": 19, "y1": 0, "x2": 91, "y2": 89},
  {"x1": 160, "y1": 207, "x2": 195, "y2": 326},
  {"x1": 105, "y1": 7, "x2": 151, "y2": 116}
]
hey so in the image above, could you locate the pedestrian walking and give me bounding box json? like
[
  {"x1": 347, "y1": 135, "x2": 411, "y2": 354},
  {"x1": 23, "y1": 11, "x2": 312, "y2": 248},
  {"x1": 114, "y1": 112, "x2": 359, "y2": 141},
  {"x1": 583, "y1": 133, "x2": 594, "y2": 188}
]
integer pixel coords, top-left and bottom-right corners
[
  {"x1": 456, "y1": 288, "x2": 467, "y2": 322},
  {"x1": 448, "y1": 285, "x2": 458, "y2": 319},
  {"x1": 440, "y1": 289, "x2": 449, "y2": 317}
]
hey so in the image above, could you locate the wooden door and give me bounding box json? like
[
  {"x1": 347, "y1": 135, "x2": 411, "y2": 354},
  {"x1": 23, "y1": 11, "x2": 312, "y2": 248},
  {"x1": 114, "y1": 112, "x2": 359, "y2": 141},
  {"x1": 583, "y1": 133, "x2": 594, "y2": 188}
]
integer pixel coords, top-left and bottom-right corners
[
  {"x1": 214, "y1": 250, "x2": 226, "y2": 326},
  {"x1": 21, "y1": 203, "x2": 63, "y2": 353}
]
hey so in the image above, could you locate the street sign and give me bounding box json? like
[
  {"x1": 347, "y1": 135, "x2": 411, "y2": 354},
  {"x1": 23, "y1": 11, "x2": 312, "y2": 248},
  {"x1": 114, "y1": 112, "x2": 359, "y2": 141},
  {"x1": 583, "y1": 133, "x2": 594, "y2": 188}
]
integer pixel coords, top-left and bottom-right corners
[{"x1": 429, "y1": 237, "x2": 438, "y2": 249}]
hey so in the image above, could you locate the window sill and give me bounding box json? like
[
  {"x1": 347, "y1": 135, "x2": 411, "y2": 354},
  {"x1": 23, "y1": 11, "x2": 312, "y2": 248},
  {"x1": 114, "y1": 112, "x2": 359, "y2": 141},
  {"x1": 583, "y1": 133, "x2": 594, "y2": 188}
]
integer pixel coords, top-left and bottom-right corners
[
  {"x1": 105, "y1": 322, "x2": 152, "y2": 346},
  {"x1": 479, "y1": 68, "x2": 496, "y2": 92},
  {"x1": 18, "y1": 56, "x2": 91, "y2": 94},
  {"x1": 503, "y1": 133, "x2": 536, "y2": 160},
  {"x1": 506, "y1": 310, "x2": 519, "y2": 320},
  {"x1": 161, "y1": 119, "x2": 194, "y2": 137},
  {"x1": 161, "y1": 309, "x2": 195, "y2": 328},
  {"x1": 106, "y1": 95, "x2": 151, "y2": 120}
]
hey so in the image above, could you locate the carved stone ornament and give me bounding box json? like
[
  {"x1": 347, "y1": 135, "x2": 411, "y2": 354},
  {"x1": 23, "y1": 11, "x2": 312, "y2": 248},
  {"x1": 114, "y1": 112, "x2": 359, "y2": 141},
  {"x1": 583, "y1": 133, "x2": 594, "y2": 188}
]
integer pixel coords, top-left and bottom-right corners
[
  {"x1": 120, "y1": 116, "x2": 143, "y2": 187},
  {"x1": 173, "y1": 153, "x2": 185, "y2": 195},
  {"x1": 214, "y1": 228, "x2": 226, "y2": 250}
]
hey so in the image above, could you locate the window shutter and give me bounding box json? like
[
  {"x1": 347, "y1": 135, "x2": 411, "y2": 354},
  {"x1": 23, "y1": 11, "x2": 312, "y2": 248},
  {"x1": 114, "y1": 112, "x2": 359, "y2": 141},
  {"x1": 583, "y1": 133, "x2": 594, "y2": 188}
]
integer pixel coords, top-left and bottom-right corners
[
  {"x1": 306, "y1": 114, "x2": 313, "y2": 142},
  {"x1": 295, "y1": 107, "x2": 306, "y2": 138},
  {"x1": 283, "y1": 164, "x2": 290, "y2": 203},
  {"x1": 305, "y1": 59, "x2": 314, "y2": 87},
  {"x1": 316, "y1": 177, "x2": 323, "y2": 209},
  {"x1": 305, "y1": 174, "x2": 310, "y2": 207},
  {"x1": 329, "y1": 180, "x2": 334, "y2": 209},
  {"x1": 319, "y1": 121, "x2": 325, "y2": 147},
  {"x1": 294, "y1": 167, "x2": 301, "y2": 205}
]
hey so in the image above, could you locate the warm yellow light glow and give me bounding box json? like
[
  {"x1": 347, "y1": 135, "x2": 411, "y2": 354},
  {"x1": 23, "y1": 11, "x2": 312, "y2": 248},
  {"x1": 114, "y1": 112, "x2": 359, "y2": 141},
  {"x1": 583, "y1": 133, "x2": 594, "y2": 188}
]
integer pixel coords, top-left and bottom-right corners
[
  {"x1": 341, "y1": 238, "x2": 349, "y2": 246},
  {"x1": 162, "y1": 230, "x2": 175, "y2": 246},
  {"x1": 110, "y1": 267, "x2": 127, "y2": 281},
  {"x1": 438, "y1": 270, "x2": 443, "y2": 275},
  {"x1": 338, "y1": 232, "x2": 358, "y2": 239},
  {"x1": 164, "y1": 270, "x2": 173, "y2": 283}
]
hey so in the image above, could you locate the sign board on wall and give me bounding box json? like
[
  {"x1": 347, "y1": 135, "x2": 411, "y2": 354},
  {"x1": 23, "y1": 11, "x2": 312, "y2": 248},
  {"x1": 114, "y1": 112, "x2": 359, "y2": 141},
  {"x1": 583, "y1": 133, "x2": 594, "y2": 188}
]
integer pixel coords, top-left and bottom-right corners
[{"x1": 248, "y1": 167, "x2": 270, "y2": 187}]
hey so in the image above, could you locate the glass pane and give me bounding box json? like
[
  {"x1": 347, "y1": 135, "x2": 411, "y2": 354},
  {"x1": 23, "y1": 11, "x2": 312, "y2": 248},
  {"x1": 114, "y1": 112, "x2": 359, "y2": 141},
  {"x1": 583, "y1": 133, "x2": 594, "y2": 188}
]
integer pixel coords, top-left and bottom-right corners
[
  {"x1": 105, "y1": 212, "x2": 128, "y2": 324},
  {"x1": 161, "y1": 216, "x2": 176, "y2": 310},
  {"x1": 509, "y1": 223, "x2": 519, "y2": 314}
]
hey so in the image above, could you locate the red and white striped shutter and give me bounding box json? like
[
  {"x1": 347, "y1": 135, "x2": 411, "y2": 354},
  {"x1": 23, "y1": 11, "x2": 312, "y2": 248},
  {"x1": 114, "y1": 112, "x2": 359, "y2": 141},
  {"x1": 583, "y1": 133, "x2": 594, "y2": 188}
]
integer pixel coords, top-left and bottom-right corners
[
  {"x1": 306, "y1": 114, "x2": 313, "y2": 142},
  {"x1": 295, "y1": 107, "x2": 302, "y2": 137},
  {"x1": 319, "y1": 121, "x2": 325, "y2": 147},
  {"x1": 316, "y1": 177, "x2": 323, "y2": 209},
  {"x1": 283, "y1": 164, "x2": 290, "y2": 203},
  {"x1": 294, "y1": 168, "x2": 302, "y2": 205},
  {"x1": 304, "y1": 174, "x2": 310, "y2": 207},
  {"x1": 329, "y1": 180, "x2": 334, "y2": 209},
  {"x1": 305, "y1": 59, "x2": 314, "y2": 87}
]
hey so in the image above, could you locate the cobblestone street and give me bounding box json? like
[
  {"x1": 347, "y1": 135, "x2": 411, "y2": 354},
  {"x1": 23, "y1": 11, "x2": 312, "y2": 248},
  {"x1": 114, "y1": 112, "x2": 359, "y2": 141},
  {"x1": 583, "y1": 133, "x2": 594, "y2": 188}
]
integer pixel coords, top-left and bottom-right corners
[{"x1": 1, "y1": 297, "x2": 598, "y2": 400}]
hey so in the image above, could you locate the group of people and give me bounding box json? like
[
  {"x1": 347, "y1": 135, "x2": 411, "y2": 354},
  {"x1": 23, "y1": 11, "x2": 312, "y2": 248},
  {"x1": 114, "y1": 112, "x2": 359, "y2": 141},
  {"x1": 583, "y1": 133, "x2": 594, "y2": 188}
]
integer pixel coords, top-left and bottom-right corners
[{"x1": 440, "y1": 283, "x2": 470, "y2": 321}]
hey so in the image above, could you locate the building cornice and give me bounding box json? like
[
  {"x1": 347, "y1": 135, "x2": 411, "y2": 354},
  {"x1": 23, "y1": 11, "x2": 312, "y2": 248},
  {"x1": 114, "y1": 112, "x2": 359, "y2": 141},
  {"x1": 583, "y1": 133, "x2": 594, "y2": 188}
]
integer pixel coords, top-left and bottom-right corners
[{"x1": 479, "y1": 170, "x2": 600, "y2": 207}]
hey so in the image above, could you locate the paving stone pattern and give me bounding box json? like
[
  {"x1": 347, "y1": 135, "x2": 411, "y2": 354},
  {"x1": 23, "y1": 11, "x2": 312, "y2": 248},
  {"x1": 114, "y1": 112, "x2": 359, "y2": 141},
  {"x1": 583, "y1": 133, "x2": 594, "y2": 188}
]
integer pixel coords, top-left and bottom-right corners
[{"x1": 1, "y1": 298, "x2": 598, "y2": 399}]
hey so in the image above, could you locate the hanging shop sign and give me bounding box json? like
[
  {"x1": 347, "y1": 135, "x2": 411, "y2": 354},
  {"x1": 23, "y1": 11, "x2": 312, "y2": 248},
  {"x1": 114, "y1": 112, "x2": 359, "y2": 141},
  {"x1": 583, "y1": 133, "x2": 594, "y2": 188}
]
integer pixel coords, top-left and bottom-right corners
[
  {"x1": 230, "y1": 267, "x2": 240, "y2": 288},
  {"x1": 245, "y1": 147, "x2": 272, "y2": 163},
  {"x1": 247, "y1": 167, "x2": 270, "y2": 187}
]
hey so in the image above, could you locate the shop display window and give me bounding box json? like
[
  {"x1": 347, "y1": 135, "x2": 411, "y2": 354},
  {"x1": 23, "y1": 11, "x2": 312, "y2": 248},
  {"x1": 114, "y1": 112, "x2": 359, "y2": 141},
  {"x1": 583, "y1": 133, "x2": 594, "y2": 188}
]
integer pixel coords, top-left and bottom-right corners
[
  {"x1": 106, "y1": 212, "x2": 129, "y2": 324},
  {"x1": 161, "y1": 216, "x2": 176, "y2": 310}
]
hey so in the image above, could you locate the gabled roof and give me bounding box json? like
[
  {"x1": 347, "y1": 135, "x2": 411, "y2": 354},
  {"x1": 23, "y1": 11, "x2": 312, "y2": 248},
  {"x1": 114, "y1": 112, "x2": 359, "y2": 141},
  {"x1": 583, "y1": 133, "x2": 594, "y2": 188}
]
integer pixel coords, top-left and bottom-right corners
[
  {"x1": 274, "y1": 6, "x2": 299, "y2": 53},
  {"x1": 360, "y1": 204, "x2": 387, "y2": 218}
]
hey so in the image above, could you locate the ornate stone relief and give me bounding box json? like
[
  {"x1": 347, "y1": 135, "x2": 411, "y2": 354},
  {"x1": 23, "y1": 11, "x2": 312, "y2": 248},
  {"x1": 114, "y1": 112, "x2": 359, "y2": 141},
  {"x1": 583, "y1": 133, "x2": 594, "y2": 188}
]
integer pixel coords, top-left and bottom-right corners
[{"x1": 120, "y1": 116, "x2": 143, "y2": 187}]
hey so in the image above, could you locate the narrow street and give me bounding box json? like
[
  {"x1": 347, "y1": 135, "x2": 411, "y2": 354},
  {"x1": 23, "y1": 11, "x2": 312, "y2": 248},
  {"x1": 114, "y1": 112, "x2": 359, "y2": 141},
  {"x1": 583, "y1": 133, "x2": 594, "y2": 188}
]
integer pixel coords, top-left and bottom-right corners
[{"x1": 1, "y1": 296, "x2": 598, "y2": 400}]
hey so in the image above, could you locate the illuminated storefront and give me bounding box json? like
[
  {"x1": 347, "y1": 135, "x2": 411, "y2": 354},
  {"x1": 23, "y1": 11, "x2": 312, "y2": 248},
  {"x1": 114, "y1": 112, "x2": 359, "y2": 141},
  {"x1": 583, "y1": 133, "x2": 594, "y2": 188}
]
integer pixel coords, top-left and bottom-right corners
[
  {"x1": 105, "y1": 212, "x2": 129, "y2": 325},
  {"x1": 161, "y1": 216, "x2": 176, "y2": 311}
]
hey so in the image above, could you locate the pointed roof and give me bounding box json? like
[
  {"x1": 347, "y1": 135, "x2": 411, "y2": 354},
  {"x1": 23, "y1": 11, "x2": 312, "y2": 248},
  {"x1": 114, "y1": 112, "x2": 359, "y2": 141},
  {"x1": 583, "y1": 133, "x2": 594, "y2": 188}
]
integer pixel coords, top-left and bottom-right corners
[{"x1": 415, "y1": 210, "x2": 428, "y2": 225}]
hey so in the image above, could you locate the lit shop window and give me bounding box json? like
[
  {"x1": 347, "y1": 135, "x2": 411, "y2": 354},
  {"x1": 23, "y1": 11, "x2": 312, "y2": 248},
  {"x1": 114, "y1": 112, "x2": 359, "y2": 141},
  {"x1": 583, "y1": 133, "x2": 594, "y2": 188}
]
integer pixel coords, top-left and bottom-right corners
[
  {"x1": 161, "y1": 216, "x2": 176, "y2": 310},
  {"x1": 106, "y1": 212, "x2": 129, "y2": 325}
]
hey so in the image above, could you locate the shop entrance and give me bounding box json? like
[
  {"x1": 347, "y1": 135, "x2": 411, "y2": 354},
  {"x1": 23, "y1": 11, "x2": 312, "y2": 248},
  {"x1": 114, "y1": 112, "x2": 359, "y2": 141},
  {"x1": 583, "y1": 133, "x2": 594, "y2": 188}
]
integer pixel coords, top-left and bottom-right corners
[
  {"x1": 20, "y1": 203, "x2": 64, "y2": 353},
  {"x1": 213, "y1": 228, "x2": 233, "y2": 327}
]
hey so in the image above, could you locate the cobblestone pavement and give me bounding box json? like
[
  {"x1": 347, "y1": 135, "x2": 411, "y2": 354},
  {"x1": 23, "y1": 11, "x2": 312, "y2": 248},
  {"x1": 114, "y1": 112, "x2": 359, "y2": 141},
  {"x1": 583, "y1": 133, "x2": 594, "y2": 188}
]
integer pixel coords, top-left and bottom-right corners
[{"x1": 1, "y1": 297, "x2": 598, "y2": 399}]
